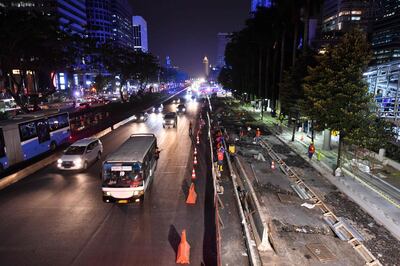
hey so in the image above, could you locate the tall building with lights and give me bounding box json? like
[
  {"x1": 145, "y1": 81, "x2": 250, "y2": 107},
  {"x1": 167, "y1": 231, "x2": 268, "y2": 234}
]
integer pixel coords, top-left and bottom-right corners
[
  {"x1": 371, "y1": 0, "x2": 400, "y2": 64},
  {"x1": 251, "y1": 0, "x2": 271, "y2": 12},
  {"x1": 132, "y1": 16, "x2": 148, "y2": 52},
  {"x1": 216, "y1": 33, "x2": 231, "y2": 68},
  {"x1": 0, "y1": 0, "x2": 86, "y2": 35},
  {"x1": 86, "y1": 0, "x2": 133, "y2": 48},
  {"x1": 316, "y1": 0, "x2": 373, "y2": 47}
]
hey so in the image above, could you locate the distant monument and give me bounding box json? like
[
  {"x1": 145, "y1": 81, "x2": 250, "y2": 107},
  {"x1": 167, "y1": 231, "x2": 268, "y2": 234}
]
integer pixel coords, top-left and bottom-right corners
[{"x1": 203, "y1": 56, "x2": 209, "y2": 77}]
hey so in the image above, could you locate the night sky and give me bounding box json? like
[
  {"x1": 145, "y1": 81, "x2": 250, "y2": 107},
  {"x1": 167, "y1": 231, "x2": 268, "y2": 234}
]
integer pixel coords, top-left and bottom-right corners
[{"x1": 130, "y1": 0, "x2": 250, "y2": 77}]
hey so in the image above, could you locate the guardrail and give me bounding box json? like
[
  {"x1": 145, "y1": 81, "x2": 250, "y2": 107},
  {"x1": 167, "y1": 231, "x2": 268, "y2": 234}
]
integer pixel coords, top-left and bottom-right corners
[
  {"x1": 206, "y1": 111, "x2": 222, "y2": 266},
  {"x1": 0, "y1": 88, "x2": 187, "y2": 191},
  {"x1": 233, "y1": 156, "x2": 274, "y2": 253},
  {"x1": 222, "y1": 139, "x2": 261, "y2": 266}
]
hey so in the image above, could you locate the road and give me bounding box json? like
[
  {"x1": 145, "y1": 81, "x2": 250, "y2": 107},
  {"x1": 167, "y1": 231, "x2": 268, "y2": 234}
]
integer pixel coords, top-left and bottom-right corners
[{"x1": 0, "y1": 96, "x2": 215, "y2": 265}]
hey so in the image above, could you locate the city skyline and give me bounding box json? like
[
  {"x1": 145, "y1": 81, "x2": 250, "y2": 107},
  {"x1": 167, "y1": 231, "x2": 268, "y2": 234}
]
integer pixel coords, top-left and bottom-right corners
[{"x1": 130, "y1": 0, "x2": 249, "y2": 77}]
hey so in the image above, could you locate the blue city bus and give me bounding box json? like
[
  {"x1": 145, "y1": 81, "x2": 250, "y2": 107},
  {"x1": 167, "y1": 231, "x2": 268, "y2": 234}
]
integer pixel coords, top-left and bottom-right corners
[{"x1": 0, "y1": 110, "x2": 70, "y2": 171}]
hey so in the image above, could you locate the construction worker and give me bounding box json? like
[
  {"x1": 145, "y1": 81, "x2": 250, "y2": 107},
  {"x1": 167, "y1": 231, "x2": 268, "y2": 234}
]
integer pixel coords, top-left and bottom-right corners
[
  {"x1": 255, "y1": 128, "x2": 261, "y2": 143},
  {"x1": 217, "y1": 150, "x2": 224, "y2": 171},
  {"x1": 189, "y1": 121, "x2": 193, "y2": 136},
  {"x1": 308, "y1": 142, "x2": 315, "y2": 160}
]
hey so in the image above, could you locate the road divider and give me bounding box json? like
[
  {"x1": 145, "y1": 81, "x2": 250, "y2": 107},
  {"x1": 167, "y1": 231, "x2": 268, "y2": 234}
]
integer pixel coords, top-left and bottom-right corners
[{"x1": 233, "y1": 156, "x2": 274, "y2": 253}]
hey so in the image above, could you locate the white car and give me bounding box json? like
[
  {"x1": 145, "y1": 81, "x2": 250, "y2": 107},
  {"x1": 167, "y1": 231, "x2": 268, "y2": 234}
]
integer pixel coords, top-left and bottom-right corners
[{"x1": 57, "y1": 138, "x2": 103, "y2": 170}]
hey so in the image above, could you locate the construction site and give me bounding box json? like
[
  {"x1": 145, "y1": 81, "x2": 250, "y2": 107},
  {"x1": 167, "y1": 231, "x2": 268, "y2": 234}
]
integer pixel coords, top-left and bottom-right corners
[{"x1": 209, "y1": 98, "x2": 400, "y2": 266}]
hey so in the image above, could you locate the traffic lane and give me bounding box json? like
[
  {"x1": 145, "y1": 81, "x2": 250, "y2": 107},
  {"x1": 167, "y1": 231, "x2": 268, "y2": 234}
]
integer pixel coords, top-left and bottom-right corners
[
  {"x1": 72, "y1": 100, "x2": 206, "y2": 265},
  {"x1": 0, "y1": 100, "x2": 204, "y2": 265}
]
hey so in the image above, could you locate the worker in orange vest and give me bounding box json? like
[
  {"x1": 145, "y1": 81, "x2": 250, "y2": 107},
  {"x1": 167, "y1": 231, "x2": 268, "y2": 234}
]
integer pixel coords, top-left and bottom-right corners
[
  {"x1": 254, "y1": 128, "x2": 261, "y2": 143},
  {"x1": 217, "y1": 150, "x2": 224, "y2": 171},
  {"x1": 308, "y1": 142, "x2": 315, "y2": 160}
]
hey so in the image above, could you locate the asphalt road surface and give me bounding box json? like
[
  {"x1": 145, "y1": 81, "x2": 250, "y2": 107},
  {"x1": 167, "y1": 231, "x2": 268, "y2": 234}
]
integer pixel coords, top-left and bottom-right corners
[{"x1": 0, "y1": 96, "x2": 215, "y2": 265}]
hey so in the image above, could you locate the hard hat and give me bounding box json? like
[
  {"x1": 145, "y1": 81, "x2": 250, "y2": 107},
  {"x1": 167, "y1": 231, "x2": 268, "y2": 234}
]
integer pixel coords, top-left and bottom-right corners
[{"x1": 257, "y1": 128, "x2": 260, "y2": 130}]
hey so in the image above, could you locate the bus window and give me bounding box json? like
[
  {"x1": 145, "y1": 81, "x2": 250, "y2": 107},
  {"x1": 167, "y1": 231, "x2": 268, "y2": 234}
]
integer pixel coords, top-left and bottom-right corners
[
  {"x1": 0, "y1": 129, "x2": 5, "y2": 158},
  {"x1": 48, "y1": 113, "x2": 69, "y2": 132},
  {"x1": 36, "y1": 119, "x2": 50, "y2": 143},
  {"x1": 19, "y1": 121, "x2": 37, "y2": 141}
]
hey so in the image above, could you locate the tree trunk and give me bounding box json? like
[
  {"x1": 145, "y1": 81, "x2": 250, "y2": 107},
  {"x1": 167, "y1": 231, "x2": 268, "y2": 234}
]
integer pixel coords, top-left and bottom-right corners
[
  {"x1": 291, "y1": 119, "x2": 296, "y2": 141},
  {"x1": 292, "y1": 22, "x2": 299, "y2": 66},
  {"x1": 303, "y1": 0, "x2": 310, "y2": 49},
  {"x1": 279, "y1": 28, "x2": 286, "y2": 83},
  {"x1": 258, "y1": 46, "x2": 263, "y2": 98},
  {"x1": 264, "y1": 47, "x2": 271, "y2": 100},
  {"x1": 336, "y1": 132, "x2": 343, "y2": 171},
  {"x1": 271, "y1": 44, "x2": 279, "y2": 111}
]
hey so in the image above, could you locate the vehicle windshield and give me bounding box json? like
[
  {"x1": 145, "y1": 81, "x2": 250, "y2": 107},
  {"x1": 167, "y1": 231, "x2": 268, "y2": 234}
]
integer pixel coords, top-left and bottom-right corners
[
  {"x1": 65, "y1": 146, "x2": 86, "y2": 155},
  {"x1": 165, "y1": 113, "x2": 176, "y2": 119},
  {"x1": 139, "y1": 112, "x2": 146, "y2": 116},
  {"x1": 102, "y1": 162, "x2": 143, "y2": 188},
  {"x1": 178, "y1": 104, "x2": 185, "y2": 108}
]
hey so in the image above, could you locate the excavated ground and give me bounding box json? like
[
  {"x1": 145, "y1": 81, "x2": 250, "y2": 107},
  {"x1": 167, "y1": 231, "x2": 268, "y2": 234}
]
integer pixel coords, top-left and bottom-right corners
[{"x1": 212, "y1": 98, "x2": 400, "y2": 266}]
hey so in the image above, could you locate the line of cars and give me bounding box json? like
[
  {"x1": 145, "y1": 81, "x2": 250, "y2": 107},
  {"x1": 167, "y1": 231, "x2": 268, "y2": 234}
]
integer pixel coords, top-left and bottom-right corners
[{"x1": 56, "y1": 97, "x2": 190, "y2": 171}]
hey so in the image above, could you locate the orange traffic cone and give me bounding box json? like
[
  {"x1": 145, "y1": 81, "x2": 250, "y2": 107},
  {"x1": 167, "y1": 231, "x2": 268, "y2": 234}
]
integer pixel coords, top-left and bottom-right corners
[
  {"x1": 194, "y1": 147, "x2": 197, "y2": 155},
  {"x1": 186, "y1": 183, "x2": 197, "y2": 204},
  {"x1": 271, "y1": 161, "x2": 275, "y2": 170},
  {"x1": 176, "y1": 230, "x2": 190, "y2": 264},
  {"x1": 194, "y1": 155, "x2": 198, "y2": 165},
  {"x1": 191, "y1": 168, "x2": 196, "y2": 180}
]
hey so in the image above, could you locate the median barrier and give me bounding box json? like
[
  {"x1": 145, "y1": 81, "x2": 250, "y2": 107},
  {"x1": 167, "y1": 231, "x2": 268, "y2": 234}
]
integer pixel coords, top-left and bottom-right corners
[{"x1": 233, "y1": 156, "x2": 274, "y2": 253}]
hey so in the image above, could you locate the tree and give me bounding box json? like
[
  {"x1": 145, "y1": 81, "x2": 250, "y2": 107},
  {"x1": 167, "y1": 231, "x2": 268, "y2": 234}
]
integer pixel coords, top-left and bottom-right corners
[
  {"x1": 133, "y1": 52, "x2": 159, "y2": 91},
  {"x1": 0, "y1": 10, "x2": 82, "y2": 112},
  {"x1": 93, "y1": 74, "x2": 111, "y2": 93},
  {"x1": 303, "y1": 28, "x2": 372, "y2": 171},
  {"x1": 279, "y1": 49, "x2": 316, "y2": 140}
]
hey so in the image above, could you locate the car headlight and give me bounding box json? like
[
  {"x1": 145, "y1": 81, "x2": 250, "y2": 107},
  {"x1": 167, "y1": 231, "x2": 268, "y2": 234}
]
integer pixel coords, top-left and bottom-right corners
[
  {"x1": 57, "y1": 159, "x2": 63, "y2": 164},
  {"x1": 140, "y1": 116, "x2": 144, "y2": 119},
  {"x1": 132, "y1": 115, "x2": 137, "y2": 119},
  {"x1": 182, "y1": 108, "x2": 186, "y2": 111},
  {"x1": 74, "y1": 158, "x2": 82, "y2": 166}
]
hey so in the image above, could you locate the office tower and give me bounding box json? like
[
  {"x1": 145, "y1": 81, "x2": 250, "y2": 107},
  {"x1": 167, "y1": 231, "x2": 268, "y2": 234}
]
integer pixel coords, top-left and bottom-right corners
[
  {"x1": 111, "y1": 0, "x2": 133, "y2": 49},
  {"x1": 86, "y1": 0, "x2": 133, "y2": 48},
  {"x1": 1, "y1": 0, "x2": 86, "y2": 35},
  {"x1": 371, "y1": 0, "x2": 400, "y2": 63},
  {"x1": 251, "y1": 0, "x2": 271, "y2": 12},
  {"x1": 317, "y1": 0, "x2": 372, "y2": 47},
  {"x1": 216, "y1": 33, "x2": 231, "y2": 68},
  {"x1": 132, "y1": 16, "x2": 148, "y2": 52}
]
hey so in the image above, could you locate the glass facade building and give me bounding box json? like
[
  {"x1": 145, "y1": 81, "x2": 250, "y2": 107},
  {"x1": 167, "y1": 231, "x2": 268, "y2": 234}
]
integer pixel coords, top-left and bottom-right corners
[
  {"x1": 364, "y1": 60, "x2": 400, "y2": 137},
  {"x1": 371, "y1": 0, "x2": 400, "y2": 64},
  {"x1": 216, "y1": 33, "x2": 230, "y2": 68},
  {"x1": 132, "y1": 16, "x2": 148, "y2": 52},
  {"x1": 316, "y1": 0, "x2": 372, "y2": 47},
  {"x1": 86, "y1": 0, "x2": 133, "y2": 48},
  {"x1": 250, "y1": 0, "x2": 271, "y2": 12}
]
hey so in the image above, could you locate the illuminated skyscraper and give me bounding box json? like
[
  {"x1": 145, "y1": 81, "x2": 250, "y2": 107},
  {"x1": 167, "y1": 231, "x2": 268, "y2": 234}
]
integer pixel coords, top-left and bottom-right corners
[
  {"x1": 371, "y1": 0, "x2": 400, "y2": 63},
  {"x1": 216, "y1": 33, "x2": 231, "y2": 67},
  {"x1": 203, "y1": 56, "x2": 209, "y2": 77},
  {"x1": 86, "y1": 0, "x2": 133, "y2": 48},
  {"x1": 132, "y1": 16, "x2": 148, "y2": 52},
  {"x1": 251, "y1": 0, "x2": 271, "y2": 12}
]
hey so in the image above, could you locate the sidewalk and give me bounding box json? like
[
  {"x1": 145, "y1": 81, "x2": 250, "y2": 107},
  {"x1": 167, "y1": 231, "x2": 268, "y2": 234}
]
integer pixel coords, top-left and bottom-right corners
[{"x1": 241, "y1": 106, "x2": 400, "y2": 240}]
